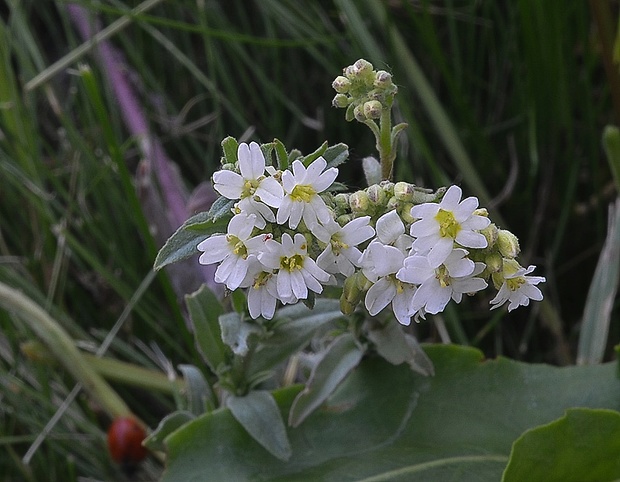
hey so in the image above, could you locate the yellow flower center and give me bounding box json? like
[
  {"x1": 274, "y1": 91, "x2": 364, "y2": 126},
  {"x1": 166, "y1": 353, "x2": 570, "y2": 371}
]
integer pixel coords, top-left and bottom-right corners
[
  {"x1": 252, "y1": 271, "x2": 272, "y2": 289},
  {"x1": 435, "y1": 209, "x2": 461, "y2": 239},
  {"x1": 290, "y1": 184, "x2": 316, "y2": 203},
  {"x1": 280, "y1": 254, "x2": 305, "y2": 271},
  {"x1": 330, "y1": 235, "x2": 349, "y2": 255},
  {"x1": 506, "y1": 277, "x2": 526, "y2": 292},
  {"x1": 435, "y1": 265, "x2": 451, "y2": 288},
  {"x1": 241, "y1": 177, "x2": 264, "y2": 198},
  {"x1": 226, "y1": 235, "x2": 248, "y2": 259}
]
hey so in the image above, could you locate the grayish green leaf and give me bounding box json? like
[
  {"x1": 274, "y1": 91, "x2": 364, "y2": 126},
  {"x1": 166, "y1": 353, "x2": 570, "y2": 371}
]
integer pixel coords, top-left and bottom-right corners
[
  {"x1": 227, "y1": 390, "x2": 292, "y2": 461},
  {"x1": 288, "y1": 332, "x2": 363, "y2": 427}
]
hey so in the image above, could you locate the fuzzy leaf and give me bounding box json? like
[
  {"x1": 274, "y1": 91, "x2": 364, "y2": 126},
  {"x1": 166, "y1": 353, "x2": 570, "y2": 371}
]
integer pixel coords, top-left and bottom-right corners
[
  {"x1": 227, "y1": 390, "x2": 292, "y2": 461},
  {"x1": 177, "y1": 364, "x2": 214, "y2": 415},
  {"x1": 143, "y1": 411, "x2": 195, "y2": 452},
  {"x1": 221, "y1": 136, "x2": 239, "y2": 165},
  {"x1": 185, "y1": 285, "x2": 227, "y2": 373},
  {"x1": 153, "y1": 211, "x2": 229, "y2": 271},
  {"x1": 288, "y1": 332, "x2": 364, "y2": 427},
  {"x1": 322, "y1": 143, "x2": 349, "y2": 168},
  {"x1": 162, "y1": 345, "x2": 620, "y2": 482},
  {"x1": 219, "y1": 312, "x2": 261, "y2": 356}
]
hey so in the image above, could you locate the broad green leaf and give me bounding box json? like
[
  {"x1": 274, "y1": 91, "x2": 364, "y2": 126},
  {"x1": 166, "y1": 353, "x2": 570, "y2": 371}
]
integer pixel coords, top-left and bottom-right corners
[
  {"x1": 143, "y1": 411, "x2": 195, "y2": 452},
  {"x1": 249, "y1": 299, "x2": 343, "y2": 377},
  {"x1": 153, "y1": 211, "x2": 228, "y2": 271},
  {"x1": 502, "y1": 408, "x2": 620, "y2": 482},
  {"x1": 227, "y1": 390, "x2": 292, "y2": 461},
  {"x1": 177, "y1": 364, "x2": 214, "y2": 415},
  {"x1": 161, "y1": 345, "x2": 620, "y2": 481},
  {"x1": 206, "y1": 195, "x2": 235, "y2": 220},
  {"x1": 288, "y1": 333, "x2": 364, "y2": 427},
  {"x1": 185, "y1": 285, "x2": 227, "y2": 373}
]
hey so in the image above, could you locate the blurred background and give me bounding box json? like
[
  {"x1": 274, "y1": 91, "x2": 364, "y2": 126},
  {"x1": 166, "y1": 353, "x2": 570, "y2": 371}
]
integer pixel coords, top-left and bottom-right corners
[{"x1": 1, "y1": 1, "x2": 618, "y2": 480}]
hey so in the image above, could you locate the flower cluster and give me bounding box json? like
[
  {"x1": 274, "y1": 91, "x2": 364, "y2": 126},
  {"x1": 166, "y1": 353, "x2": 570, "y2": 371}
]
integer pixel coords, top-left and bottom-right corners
[{"x1": 198, "y1": 141, "x2": 545, "y2": 324}]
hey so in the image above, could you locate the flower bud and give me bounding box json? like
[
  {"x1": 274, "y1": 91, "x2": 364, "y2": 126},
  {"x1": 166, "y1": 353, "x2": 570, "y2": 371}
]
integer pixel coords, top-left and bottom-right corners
[
  {"x1": 336, "y1": 214, "x2": 353, "y2": 225},
  {"x1": 352, "y1": 59, "x2": 374, "y2": 78},
  {"x1": 379, "y1": 180, "x2": 395, "y2": 195},
  {"x1": 480, "y1": 223, "x2": 498, "y2": 249},
  {"x1": 366, "y1": 184, "x2": 386, "y2": 206},
  {"x1": 394, "y1": 181, "x2": 414, "y2": 202},
  {"x1": 485, "y1": 252, "x2": 503, "y2": 273},
  {"x1": 349, "y1": 190, "x2": 370, "y2": 212},
  {"x1": 386, "y1": 196, "x2": 400, "y2": 211},
  {"x1": 221, "y1": 162, "x2": 236, "y2": 171},
  {"x1": 374, "y1": 70, "x2": 393, "y2": 89},
  {"x1": 332, "y1": 93, "x2": 349, "y2": 108},
  {"x1": 334, "y1": 193, "x2": 350, "y2": 211},
  {"x1": 353, "y1": 104, "x2": 366, "y2": 122},
  {"x1": 497, "y1": 229, "x2": 520, "y2": 258},
  {"x1": 332, "y1": 76, "x2": 351, "y2": 93},
  {"x1": 363, "y1": 100, "x2": 382, "y2": 119}
]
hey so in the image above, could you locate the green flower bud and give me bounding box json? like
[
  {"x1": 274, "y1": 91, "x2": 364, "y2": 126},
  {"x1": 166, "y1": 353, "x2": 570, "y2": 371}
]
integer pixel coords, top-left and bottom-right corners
[
  {"x1": 394, "y1": 181, "x2": 415, "y2": 202},
  {"x1": 221, "y1": 162, "x2": 235, "y2": 171},
  {"x1": 374, "y1": 70, "x2": 393, "y2": 89},
  {"x1": 491, "y1": 271, "x2": 505, "y2": 290},
  {"x1": 336, "y1": 214, "x2": 353, "y2": 225},
  {"x1": 480, "y1": 223, "x2": 499, "y2": 249},
  {"x1": 485, "y1": 252, "x2": 503, "y2": 273},
  {"x1": 355, "y1": 271, "x2": 372, "y2": 291},
  {"x1": 352, "y1": 59, "x2": 374, "y2": 78},
  {"x1": 501, "y1": 258, "x2": 521, "y2": 277},
  {"x1": 363, "y1": 100, "x2": 383, "y2": 119},
  {"x1": 497, "y1": 229, "x2": 520, "y2": 258},
  {"x1": 353, "y1": 104, "x2": 366, "y2": 122},
  {"x1": 332, "y1": 93, "x2": 350, "y2": 108},
  {"x1": 379, "y1": 180, "x2": 395, "y2": 195},
  {"x1": 366, "y1": 184, "x2": 386, "y2": 206},
  {"x1": 332, "y1": 75, "x2": 351, "y2": 93},
  {"x1": 349, "y1": 190, "x2": 370, "y2": 212},
  {"x1": 386, "y1": 196, "x2": 400, "y2": 211},
  {"x1": 334, "y1": 193, "x2": 350, "y2": 211}
]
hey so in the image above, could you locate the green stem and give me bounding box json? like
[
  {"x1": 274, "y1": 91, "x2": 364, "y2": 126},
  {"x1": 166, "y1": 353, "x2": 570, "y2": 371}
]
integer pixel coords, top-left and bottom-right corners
[
  {"x1": 379, "y1": 107, "x2": 394, "y2": 180},
  {"x1": 0, "y1": 281, "x2": 131, "y2": 418}
]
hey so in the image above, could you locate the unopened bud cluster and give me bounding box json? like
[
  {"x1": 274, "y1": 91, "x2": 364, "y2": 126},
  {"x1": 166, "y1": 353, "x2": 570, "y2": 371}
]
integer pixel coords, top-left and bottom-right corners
[{"x1": 332, "y1": 59, "x2": 398, "y2": 122}]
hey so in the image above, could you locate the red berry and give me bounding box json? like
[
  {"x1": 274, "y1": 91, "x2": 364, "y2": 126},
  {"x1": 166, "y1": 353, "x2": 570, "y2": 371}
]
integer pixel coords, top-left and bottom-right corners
[{"x1": 107, "y1": 417, "x2": 148, "y2": 467}]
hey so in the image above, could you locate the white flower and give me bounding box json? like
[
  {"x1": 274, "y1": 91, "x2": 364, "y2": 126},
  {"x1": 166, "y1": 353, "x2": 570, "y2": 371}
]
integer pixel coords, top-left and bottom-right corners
[
  {"x1": 240, "y1": 258, "x2": 279, "y2": 320},
  {"x1": 360, "y1": 237, "x2": 415, "y2": 326},
  {"x1": 375, "y1": 209, "x2": 413, "y2": 251},
  {"x1": 197, "y1": 213, "x2": 270, "y2": 290},
  {"x1": 409, "y1": 185, "x2": 490, "y2": 268},
  {"x1": 212, "y1": 142, "x2": 283, "y2": 228},
  {"x1": 490, "y1": 263, "x2": 545, "y2": 311},
  {"x1": 316, "y1": 216, "x2": 375, "y2": 277},
  {"x1": 277, "y1": 157, "x2": 338, "y2": 230},
  {"x1": 258, "y1": 233, "x2": 330, "y2": 303},
  {"x1": 397, "y1": 248, "x2": 487, "y2": 315}
]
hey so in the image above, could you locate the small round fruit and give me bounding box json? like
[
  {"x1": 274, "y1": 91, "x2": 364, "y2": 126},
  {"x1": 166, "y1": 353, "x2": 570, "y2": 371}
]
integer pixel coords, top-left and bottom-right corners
[{"x1": 107, "y1": 417, "x2": 147, "y2": 467}]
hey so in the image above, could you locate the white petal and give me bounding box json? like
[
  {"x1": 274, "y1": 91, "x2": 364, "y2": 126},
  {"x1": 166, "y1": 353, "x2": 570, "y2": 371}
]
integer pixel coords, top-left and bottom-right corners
[
  {"x1": 290, "y1": 270, "x2": 308, "y2": 300},
  {"x1": 301, "y1": 268, "x2": 324, "y2": 294},
  {"x1": 409, "y1": 217, "x2": 438, "y2": 238},
  {"x1": 256, "y1": 177, "x2": 284, "y2": 207},
  {"x1": 427, "y1": 238, "x2": 454, "y2": 268},
  {"x1": 213, "y1": 170, "x2": 244, "y2": 199},
  {"x1": 288, "y1": 202, "x2": 304, "y2": 229},
  {"x1": 341, "y1": 216, "x2": 374, "y2": 245},
  {"x1": 281, "y1": 170, "x2": 296, "y2": 194},
  {"x1": 365, "y1": 278, "x2": 396, "y2": 315},
  {"x1": 313, "y1": 167, "x2": 339, "y2": 192},
  {"x1": 276, "y1": 197, "x2": 293, "y2": 225},
  {"x1": 376, "y1": 210, "x2": 404, "y2": 245},
  {"x1": 440, "y1": 185, "x2": 462, "y2": 210},
  {"x1": 453, "y1": 196, "x2": 478, "y2": 221},
  {"x1": 197, "y1": 235, "x2": 229, "y2": 264},
  {"x1": 304, "y1": 157, "x2": 328, "y2": 184},
  {"x1": 455, "y1": 230, "x2": 488, "y2": 249},
  {"x1": 276, "y1": 270, "x2": 293, "y2": 300}
]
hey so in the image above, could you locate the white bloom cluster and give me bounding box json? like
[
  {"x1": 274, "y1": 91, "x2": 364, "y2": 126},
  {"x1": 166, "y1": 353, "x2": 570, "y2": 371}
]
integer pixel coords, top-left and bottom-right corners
[{"x1": 198, "y1": 142, "x2": 545, "y2": 323}]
